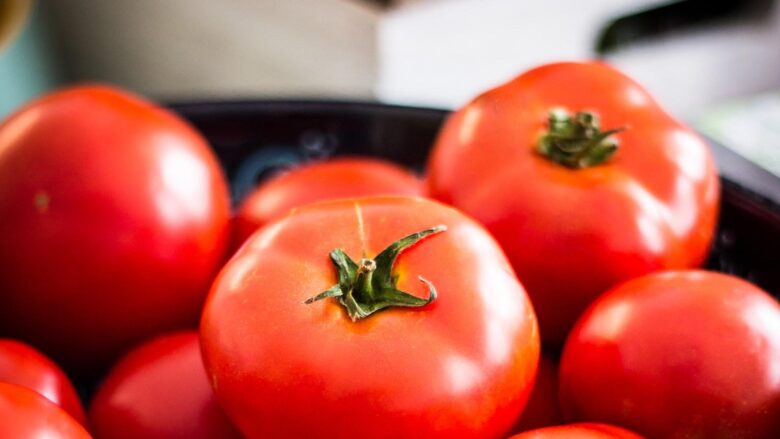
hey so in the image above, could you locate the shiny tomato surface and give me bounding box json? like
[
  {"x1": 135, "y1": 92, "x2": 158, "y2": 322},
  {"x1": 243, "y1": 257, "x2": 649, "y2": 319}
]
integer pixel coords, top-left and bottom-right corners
[
  {"x1": 0, "y1": 339, "x2": 85, "y2": 425},
  {"x1": 201, "y1": 196, "x2": 539, "y2": 439},
  {"x1": 509, "y1": 423, "x2": 642, "y2": 439},
  {"x1": 0, "y1": 382, "x2": 92, "y2": 439},
  {"x1": 427, "y1": 61, "x2": 719, "y2": 346},
  {"x1": 89, "y1": 331, "x2": 241, "y2": 439},
  {"x1": 234, "y1": 157, "x2": 424, "y2": 246},
  {"x1": 560, "y1": 271, "x2": 780, "y2": 438},
  {"x1": 0, "y1": 85, "x2": 231, "y2": 375}
]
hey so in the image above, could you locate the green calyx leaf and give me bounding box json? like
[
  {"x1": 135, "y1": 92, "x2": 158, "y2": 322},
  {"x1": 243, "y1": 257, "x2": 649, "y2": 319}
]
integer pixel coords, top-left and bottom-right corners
[
  {"x1": 304, "y1": 225, "x2": 447, "y2": 321},
  {"x1": 537, "y1": 109, "x2": 624, "y2": 169}
]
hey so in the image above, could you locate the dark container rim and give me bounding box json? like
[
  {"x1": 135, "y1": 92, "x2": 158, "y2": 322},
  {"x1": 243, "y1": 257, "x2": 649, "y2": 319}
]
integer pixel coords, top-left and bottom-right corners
[{"x1": 168, "y1": 98, "x2": 780, "y2": 218}]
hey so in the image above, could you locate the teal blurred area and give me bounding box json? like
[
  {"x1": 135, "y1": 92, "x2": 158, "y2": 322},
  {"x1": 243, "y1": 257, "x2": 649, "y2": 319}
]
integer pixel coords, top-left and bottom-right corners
[{"x1": 0, "y1": 3, "x2": 62, "y2": 118}]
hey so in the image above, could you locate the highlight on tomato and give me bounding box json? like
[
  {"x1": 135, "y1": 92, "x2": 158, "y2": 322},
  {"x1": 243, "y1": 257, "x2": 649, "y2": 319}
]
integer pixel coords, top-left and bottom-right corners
[
  {"x1": 234, "y1": 157, "x2": 424, "y2": 246},
  {"x1": 0, "y1": 339, "x2": 86, "y2": 426},
  {"x1": 201, "y1": 196, "x2": 540, "y2": 439},
  {"x1": 0, "y1": 85, "x2": 231, "y2": 375},
  {"x1": 508, "y1": 423, "x2": 643, "y2": 438},
  {"x1": 560, "y1": 270, "x2": 780, "y2": 438},
  {"x1": 89, "y1": 331, "x2": 241, "y2": 439},
  {"x1": 427, "y1": 61, "x2": 719, "y2": 346},
  {"x1": 0, "y1": 382, "x2": 92, "y2": 439}
]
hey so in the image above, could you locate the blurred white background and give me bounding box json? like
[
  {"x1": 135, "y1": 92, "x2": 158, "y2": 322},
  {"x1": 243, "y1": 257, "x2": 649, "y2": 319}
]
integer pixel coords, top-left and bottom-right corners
[{"x1": 379, "y1": 0, "x2": 780, "y2": 119}]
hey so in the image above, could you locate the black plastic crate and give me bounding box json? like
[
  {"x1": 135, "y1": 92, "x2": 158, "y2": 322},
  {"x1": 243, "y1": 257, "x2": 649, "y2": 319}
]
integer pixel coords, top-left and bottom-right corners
[{"x1": 169, "y1": 100, "x2": 780, "y2": 297}]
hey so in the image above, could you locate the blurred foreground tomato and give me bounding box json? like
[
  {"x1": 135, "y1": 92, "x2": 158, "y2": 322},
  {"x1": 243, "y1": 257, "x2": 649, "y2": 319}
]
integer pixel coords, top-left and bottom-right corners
[
  {"x1": 90, "y1": 331, "x2": 241, "y2": 439},
  {"x1": 560, "y1": 271, "x2": 780, "y2": 438},
  {"x1": 201, "y1": 196, "x2": 539, "y2": 439},
  {"x1": 511, "y1": 355, "x2": 563, "y2": 433},
  {"x1": 427, "y1": 61, "x2": 719, "y2": 346},
  {"x1": 234, "y1": 157, "x2": 424, "y2": 246},
  {"x1": 0, "y1": 382, "x2": 92, "y2": 438},
  {"x1": 0, "y1": 339, "x2": 85, "y2": 425},
  {"x1": 509, "y1": 423, "x2": 642, "y2": 438},
  {"x1": 0, "y1": 85, "x2": 231, "y2": 375}
]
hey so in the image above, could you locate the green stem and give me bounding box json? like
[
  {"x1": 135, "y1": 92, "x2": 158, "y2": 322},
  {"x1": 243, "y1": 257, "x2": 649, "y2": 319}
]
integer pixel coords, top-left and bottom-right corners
[
  {"x1": 537, "y1": 109, "x2": 624, "y2": 169},
  {"x1": 304, "y1": 225, "x2": 446, "y2": 321},
  {"x1": 353, "y1": 258, "x2": 377, "y2": 302}
]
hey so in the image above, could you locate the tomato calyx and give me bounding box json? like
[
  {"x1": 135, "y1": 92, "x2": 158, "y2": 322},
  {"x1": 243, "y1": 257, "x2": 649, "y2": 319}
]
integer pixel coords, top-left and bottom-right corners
[
  {"x1": 537, "y1": 109, "x2": 624, "y2": 169},
  {"x1": 304, "y1": 225, "x2": 446, "y2": 321}
]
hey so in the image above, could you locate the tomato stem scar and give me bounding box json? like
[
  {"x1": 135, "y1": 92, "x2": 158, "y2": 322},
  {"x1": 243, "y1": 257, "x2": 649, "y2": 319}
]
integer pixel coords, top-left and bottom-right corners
[
  {"x1": 33, "y1": 191, "x2": 50, "y2": 213},
  {"x1": 304, "y1": 225, "x2": 446, "y2": 321}
]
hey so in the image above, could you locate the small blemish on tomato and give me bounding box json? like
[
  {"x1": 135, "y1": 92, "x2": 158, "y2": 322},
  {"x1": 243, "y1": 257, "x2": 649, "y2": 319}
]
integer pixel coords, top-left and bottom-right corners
[{"x1": 34, "y1": 191, "x2": 50, "y2": 213}]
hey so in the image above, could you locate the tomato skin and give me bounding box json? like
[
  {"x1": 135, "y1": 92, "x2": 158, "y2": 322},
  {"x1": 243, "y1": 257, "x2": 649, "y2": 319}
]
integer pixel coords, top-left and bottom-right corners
[
  {"x1": 0, "y1": 85, "x2": 231, "y2": 375},
  {"x1": 0, "y1": 339, "x2": 86, "y2": 426},
  {"x1": 201, "y1": 196, "x2": 539, "y2": 439},
  {"x1": 427, "y1": 61, "x2": 719, "y2": 346},
  {"x1": 509, "y1": 423, "x2": 642, "y2": 439},
  {"x1": 0, "y1": 382, "x2": 92, "y2": 439},
  {"x1": 559, "y1": 271, "x2": 780, "y2": 438},
  {"x1": 89, "y1": 331, "x2": 241, "y2": 439},
  {"x1": 511, "y1": 355, "x2": 563, "y2": 433},
  {"x1": 234, "y1": 157, "x2": 424, "y2": 246}
]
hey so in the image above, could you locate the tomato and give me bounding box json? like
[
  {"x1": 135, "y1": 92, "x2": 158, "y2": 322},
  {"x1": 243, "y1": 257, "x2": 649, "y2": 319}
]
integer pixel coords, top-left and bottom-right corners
[
  {"x1": 508, "y1": 423, "x2": 642, "y2": 438},
  {"x1": 0, "y1": 339, "x2": 86, "y2": 426},
  {"x1": 201, "y1": 196, "x2": 539, "y2": 439},
  {"x1": 427, "y1": 61, "x2": 719, "y2": 346},
  {"x1": 89, "y1": 331, "x2": 241, "y2": 439},
  {"x1": 0, "y1": 85, "x2": 231, "y2": 375},
  {"x1": 234, "y1": 157, "x2": 424, "y2": 246},
  {"x1": 511, "y1": 355, "x2": 563, "y2": 433},
  {"x1": 0, "y1": 382, "x2": 92, "y2": 439},
  {"x1": 559, "y1": 270, "x2": 780, "y2": 438}
]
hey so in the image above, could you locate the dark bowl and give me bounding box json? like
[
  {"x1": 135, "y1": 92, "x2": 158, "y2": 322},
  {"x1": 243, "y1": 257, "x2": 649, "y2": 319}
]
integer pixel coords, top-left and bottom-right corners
[{"x1": 169, "y1": 100, "x2": 780, "y2": 297}]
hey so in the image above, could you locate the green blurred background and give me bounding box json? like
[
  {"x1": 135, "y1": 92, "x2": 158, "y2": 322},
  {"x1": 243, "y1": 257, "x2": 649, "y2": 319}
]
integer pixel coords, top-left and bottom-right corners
[{"x1": 0, "y1": 5, "x2": 61, "y2": 116}]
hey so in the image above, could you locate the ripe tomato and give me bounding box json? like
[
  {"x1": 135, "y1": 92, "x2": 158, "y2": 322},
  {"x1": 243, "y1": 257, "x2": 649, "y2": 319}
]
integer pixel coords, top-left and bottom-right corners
[
  {"x1": 559, "y1": 270, "x2": 780, "y2": 438},
  {"x1": 201, "y1": 196, "x2": 539, "y2": 439},
  {"x1": 0, "y1": 382, "x2": 92, "y2": 439},
  {"x1": 0, "y1": 85, "x2": 231, "y2": 375},
  {"x1": 0, "y1": 339, "x2": 85, "y2": 426},
  {"x1": 234, "y1": 157, "x2": 424, "y2": 246},
  {"x1": 427, "y1": 61, "x2": 719, "y2": 346},
  {"x1": 89, "y1": 331, "x2": 241, "y2": 439},
  {"x1": 509, "y1": 423, "x2": 642, "y2": 438},
  {"x1": 511, "y1": 355, "x2": 563, "y2": 433}
]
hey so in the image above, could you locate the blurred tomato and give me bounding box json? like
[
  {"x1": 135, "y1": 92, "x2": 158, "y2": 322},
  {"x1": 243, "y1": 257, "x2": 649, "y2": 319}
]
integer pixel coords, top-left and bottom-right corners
[
  {"x1": 560, "y1": 271, "x2": 780, "y2": 438},
  {"x1": 234, "y1": 157, "x2": 424, "y2": 246},
  {"x1": 89, "y1": 331, "x2": 241, "y2": 439},
  {"x1": 202, "y1": 196, "x2": 539, "y2": 439},
  {"x1": 0, "y1": 339, "x2": 85, "y2": 425},
  {"x1": 0, "y1": 382, "x2": 92, "y2": 438},
  {"x1": 511, "y1": 355, "x2": 563, "y2": 433},
  {"x1": 427, "y1": 61, "x2": 719, "y2": 346},
  {"x1": 0, "y1": 85, "x2": 231, "y2": 375},
  {"x1": 509, "y1": 423, "x2": 642, "y2": 438}
]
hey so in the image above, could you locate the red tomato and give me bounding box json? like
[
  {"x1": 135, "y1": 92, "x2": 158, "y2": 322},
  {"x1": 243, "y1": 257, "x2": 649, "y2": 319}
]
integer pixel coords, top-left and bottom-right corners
[
  {"x1": 89, "y1": 331, "x2": 241, "y2": 439},
  {"x1": 508, "y1": 423, "x2": 642, "y2": 439},
  {"x1": 0, "y1": 382, "x2": 92, "y2": 439},
  {"x1": 560, "y1": 270, "x2": 780, "y2": 438},
  {"x1": 0, "y1": 85, "x2": 231, "y2": 375},
  {"x1": 0, "y1": 339, "x2": 86, "y2": 426},
  {"x1": 427, "y1": 61, "x2": 719, "y2": 346},
  {"x1": 234, "y1": 157, "x2": 424, "y2": 245},
  {"x1": 201, "y1": 196, "x2": 539, "y2": 439},
  {"x1": 511, "y1": 355, "x2": 563, "y2": 433}
]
